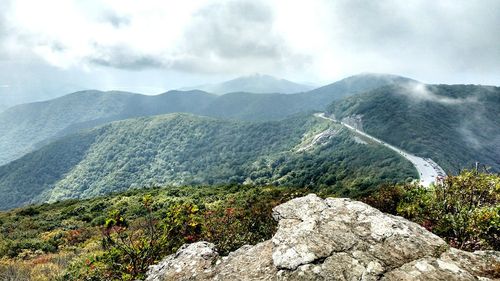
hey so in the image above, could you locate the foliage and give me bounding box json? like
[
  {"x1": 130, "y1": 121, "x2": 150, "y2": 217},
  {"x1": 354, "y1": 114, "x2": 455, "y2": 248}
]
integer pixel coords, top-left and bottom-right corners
[
  {"x1": 83, "y1": 195, "x2": 166, "y2": 280},
  {"x1": 0, "y1": 252, "x2": 75, "y2": 281},
  {"x1": 0, "y1": 185, "x2": 307, "y2": 280},
  {"x1": 0, "y1": 73, "x2": 407, "y2": 167},
  {"x1": 0, "y1": 114, "x2": 416, "y2": 210},
  {"x1": 360, "y1": 183, "x2": 406, "y2": 214},
  {"x1": 327, "y1": 84, "x2": 500, "y2": 173},
  {"x1": 362, "y1": 169, "x2": 500, "y2": 251}
]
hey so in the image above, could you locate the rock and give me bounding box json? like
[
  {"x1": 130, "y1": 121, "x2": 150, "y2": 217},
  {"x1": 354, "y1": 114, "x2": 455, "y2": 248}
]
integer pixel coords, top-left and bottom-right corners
[
  {"x1": 145, "y1": 194, "x2": 500, "y2": 281},
  {"x1": 145, "y1": 241, "x2": 218, "y2": 281},
  {"x1": 341, "y1": 115, "x2": 364, "y2": 131}
]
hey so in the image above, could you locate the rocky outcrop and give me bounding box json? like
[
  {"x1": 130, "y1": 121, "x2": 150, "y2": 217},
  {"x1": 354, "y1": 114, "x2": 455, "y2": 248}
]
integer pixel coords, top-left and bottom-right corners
[
  {"x1": 145, "y1": 194, "x2": 500, "y2": 281},
  {"x1": 341, "y1": 115, "x2": 364, "y2": 131},
  {"x1": 296, "y1": 128, "x2": 339, "y2": 152}
]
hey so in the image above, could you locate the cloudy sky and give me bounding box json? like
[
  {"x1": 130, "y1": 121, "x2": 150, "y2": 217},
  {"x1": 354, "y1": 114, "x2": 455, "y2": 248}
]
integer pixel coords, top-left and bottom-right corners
[{"x1": 1, "y1": 0, "x2": 499, "y2": 105}]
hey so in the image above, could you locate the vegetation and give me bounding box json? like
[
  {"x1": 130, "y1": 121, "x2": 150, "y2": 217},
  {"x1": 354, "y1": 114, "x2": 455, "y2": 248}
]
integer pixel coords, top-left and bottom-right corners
[
  {"x1": 0, "y1": 90, "x2": 216, "y2": 166},
  {"x1": 1, "y1": 169, "x2": 497, "y2": 280},
  {"x1": 0, "y1": 185, "x2": 308, "y2": 280},
  {"x1": 3, "y1": 74, "x2": 497, "y2": 280},
  {"x1": 0, "y1": 73, "x2": 406, "y2": 166},
  {"x1": 362, "y1": 169, "x2": 500, "y2": 251},
  {"x1": 327, "y1": 84, "x2": 500, "y2": 173},
  {"x1": 0, "y1": 113, "x2": 416, "y2": 210}
]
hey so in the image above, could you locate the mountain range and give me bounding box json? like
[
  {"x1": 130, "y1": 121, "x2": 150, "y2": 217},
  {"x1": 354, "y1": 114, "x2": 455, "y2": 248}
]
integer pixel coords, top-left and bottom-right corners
[
  {"x1": 0, "y1": 73, "x2": 409, "y2": 165},
  {"x1": 0, "y1": 113, "x2": 416, "y2": 210},
  {"x1": 0, "y1": 73, "x2": 498, "y2": 210}
]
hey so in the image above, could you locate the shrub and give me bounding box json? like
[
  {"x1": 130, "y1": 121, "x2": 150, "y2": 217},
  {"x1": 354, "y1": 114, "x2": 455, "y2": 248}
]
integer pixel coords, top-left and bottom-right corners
[
  {"x1": 99, "y1": 195, "x2": 167, "y2": 280},
  {"x1": 364, "y1": 169, "x2": 499, "y2": 251},
  {"x1": 360, "y1": 183, "x2": 405, "y2": 214}
]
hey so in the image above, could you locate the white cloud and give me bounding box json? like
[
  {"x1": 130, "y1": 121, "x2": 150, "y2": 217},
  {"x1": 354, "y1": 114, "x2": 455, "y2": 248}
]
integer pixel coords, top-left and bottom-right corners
[
  {"x1": 1, "y1": 0, "x2": 500, "y2": 89},
  {"x1": 400, "y1": 82, "x2": 478, "y2": 105}
]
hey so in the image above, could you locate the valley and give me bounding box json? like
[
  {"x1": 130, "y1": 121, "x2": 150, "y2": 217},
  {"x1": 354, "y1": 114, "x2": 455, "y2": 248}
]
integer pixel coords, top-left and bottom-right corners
[{"x1": 0, "y1": 75, "x2": 497, "y2": 210}]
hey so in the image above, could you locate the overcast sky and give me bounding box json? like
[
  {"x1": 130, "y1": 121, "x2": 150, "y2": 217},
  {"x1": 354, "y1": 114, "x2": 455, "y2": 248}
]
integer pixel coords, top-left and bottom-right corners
[{"x1": 1, "y1": 0, "x2": 499, "y2": 105}]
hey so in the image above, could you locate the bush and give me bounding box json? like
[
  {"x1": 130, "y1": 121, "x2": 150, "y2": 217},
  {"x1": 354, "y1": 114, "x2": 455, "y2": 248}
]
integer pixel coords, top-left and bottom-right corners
[
  {"x1": 98, "y1": 195, "x2": 167, "y2": 280},
  {"x1": 363, "y1": 169, "x2": 499, "y2": 251},
  {"x1": 0, "y1": 185, "x2": 308, "y2": 280},
  {"x1": 360, "y1": 183, "x2": 405, "y2": 214}
]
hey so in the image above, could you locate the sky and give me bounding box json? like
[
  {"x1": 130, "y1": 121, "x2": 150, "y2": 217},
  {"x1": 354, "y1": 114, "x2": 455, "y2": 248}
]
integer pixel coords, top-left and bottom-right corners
[{"x1": 0, "y1": 0, "x2": 499, "y2": 106}]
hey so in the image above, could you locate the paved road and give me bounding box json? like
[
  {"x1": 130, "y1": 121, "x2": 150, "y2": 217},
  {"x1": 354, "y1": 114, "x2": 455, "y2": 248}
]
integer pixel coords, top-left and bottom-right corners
[{"x1": 315, "y1": 113, "x2": 445, "y2": 187}]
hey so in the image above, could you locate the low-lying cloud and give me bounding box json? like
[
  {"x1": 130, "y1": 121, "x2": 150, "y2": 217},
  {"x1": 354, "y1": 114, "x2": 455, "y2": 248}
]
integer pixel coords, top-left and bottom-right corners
[{"x1": 400, "y1": 83, "x2": 478, "y2": 105}]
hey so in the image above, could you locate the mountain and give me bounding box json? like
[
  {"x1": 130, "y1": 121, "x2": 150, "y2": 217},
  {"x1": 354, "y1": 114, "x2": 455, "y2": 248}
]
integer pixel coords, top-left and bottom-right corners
[
  {"x1": 0, "y1": 113, "x2": 416, "y2": 210},
  {"x1": 0, "y1": 90, "x2": 216, "y2": 165},
  {"x1": 180, "y1": 74, "x2": 314, "y2": 94},
  {"x1": 308, "y1": 73, "x2": 416, "y2": 99},
  {"x1": 327, "y1": 83, "x2": 500, "y2": 172},
  {"x1": 0, "y1": 73, "x2": 409, "y2": 165}
]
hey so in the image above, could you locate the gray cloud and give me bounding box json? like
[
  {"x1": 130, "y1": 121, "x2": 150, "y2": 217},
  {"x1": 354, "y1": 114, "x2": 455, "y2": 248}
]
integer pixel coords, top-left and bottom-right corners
[
  {"x1": 88, "y1": 44, "x2": 164, "y2": 70},
  {"x1": 400, "y1": 83, "x2": 479, "y2": 105},
  {"x1": 0, "y1": 0, "x2": 11, "y2": 60},
  {"x1": 85, "y1": 0, "x2": 310, "y2": 73},
  {"x1": 101, "y1": 12, "x2": 131, "y2": 28},
  {"x1": 1, "y1": 0, "x2": 500, "y2": 105},
  {"x1": 328, "y1": 0, "x2": 500, "y2": 75},
  {"x1": 184, "y1": 0, "x2": 281, "y2": 59}
]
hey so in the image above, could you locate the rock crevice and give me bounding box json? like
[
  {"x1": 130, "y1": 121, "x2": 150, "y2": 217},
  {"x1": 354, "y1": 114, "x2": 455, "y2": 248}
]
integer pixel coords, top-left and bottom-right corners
[{"x1": 146, "y1": 194, "x2": 500, "y2": 281}]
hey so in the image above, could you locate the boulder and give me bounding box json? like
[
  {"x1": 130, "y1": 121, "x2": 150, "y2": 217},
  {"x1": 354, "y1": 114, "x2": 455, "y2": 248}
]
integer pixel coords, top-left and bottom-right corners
[{"x1": 145, "y1": 194, "x2": 500, "y2": 281}]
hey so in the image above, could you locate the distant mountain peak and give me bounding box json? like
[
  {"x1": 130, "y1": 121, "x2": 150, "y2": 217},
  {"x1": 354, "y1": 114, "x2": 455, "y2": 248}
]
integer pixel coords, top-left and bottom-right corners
[{"x1": 180, "y1": 74, "x2": 314, "y2": 94}]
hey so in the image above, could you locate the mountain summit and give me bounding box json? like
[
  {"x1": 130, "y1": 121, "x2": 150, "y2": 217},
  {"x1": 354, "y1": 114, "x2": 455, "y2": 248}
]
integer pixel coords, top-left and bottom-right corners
[{"x1": 180, "y1": 74, "x2": 314, "y2": 94}]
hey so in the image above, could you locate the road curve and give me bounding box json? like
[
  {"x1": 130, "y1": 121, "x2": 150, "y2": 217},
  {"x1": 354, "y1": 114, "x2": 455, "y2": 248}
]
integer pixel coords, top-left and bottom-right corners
[{"x1": 315, "y1": 113, "x2": 445, "y2": 187}]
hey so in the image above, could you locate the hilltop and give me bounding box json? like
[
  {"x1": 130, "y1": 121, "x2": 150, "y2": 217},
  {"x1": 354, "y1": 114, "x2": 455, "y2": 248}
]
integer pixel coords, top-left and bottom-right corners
[{"x1": 179, "y1": 73, "x2": 314, "y2": 94}]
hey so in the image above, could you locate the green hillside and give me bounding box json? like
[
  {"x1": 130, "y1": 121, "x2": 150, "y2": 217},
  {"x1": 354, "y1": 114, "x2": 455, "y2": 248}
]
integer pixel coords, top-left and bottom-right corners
[
  {"x1": 327, "y1": 83, "x2": 500, "y2": 172},
  {"x1": 0, "y1": 113, "x2": 416, "y2": 210},
  {"x1": 0, "y1": 74, "x2": 409, "y2": 165},
  {"x1": 205, "y1": 73, "x2": 416, "y2": 120},
  {"x1": 0, "y1": 90, "x2": 216, "y2": 165}
]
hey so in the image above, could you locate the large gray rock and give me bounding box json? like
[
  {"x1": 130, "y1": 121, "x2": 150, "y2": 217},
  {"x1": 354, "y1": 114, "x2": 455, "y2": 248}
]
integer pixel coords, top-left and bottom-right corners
[{"x1": 145, "y1": 194, "x2": 500, "y2": 281}]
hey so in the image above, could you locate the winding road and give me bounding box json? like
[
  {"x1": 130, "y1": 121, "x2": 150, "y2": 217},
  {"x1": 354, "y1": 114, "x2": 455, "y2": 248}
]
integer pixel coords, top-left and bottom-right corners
[{"x1": 315, "y1": 113, "x2": 445, "y2": 187}]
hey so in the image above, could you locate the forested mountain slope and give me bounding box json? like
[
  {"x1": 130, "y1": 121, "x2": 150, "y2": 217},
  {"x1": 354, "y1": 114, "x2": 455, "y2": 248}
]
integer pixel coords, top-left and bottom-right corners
[
  {"x1": 327, "y1": 83, "x2": 500, "y2": 172},
  {"x1": 0, "y1": 90, "x2": 216, "y2": 165},
  {"x1": 0, "y1": 74, "x2": 409, "y2": 165},
  {"x1": 0, "y1": 113, "x2": 416, "y2": 210}
]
